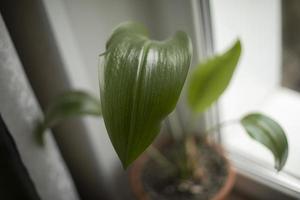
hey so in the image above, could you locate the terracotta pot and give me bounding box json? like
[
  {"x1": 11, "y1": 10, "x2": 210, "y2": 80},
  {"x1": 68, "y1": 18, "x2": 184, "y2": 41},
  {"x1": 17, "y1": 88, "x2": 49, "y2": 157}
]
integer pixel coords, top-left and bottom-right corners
[{"x1": 129, "y1": 139, "x2": 236, "y2": 200}]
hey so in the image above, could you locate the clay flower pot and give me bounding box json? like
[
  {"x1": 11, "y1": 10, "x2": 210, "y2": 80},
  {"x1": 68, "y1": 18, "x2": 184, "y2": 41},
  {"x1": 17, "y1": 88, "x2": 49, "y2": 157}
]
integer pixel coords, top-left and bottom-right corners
[{"x1": 129, "y1": 139, "x2": 236, "y2": 200}]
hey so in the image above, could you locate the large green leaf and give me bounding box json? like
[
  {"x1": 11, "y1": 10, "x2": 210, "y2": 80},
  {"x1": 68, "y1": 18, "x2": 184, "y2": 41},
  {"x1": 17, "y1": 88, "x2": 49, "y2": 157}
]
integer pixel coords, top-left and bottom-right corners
[
  {"x1": 99, "y1": 22, "x2": 192, "y2": 168},
  {"x1": 187, "y1": 40, "x2": 241, "y2": 113},
  {"x1": 36, "y1": 90, "x2": 101, "y2": 143},
  {"x1": 241, "y1": 113, "x2": 289, "y2": 171}
]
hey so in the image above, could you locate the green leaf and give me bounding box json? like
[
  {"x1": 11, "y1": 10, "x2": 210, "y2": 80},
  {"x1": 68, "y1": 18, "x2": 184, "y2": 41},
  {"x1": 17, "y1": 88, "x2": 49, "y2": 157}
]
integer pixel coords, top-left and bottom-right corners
[
  {"x1": 187, "y1": 40, "x2": 241, "y2": 113},
  {"x1": 99, "y1": 22, "x2": 192, "y2": 168},
  {"x1": 36, "y1": 90, "x2": 101, "y2": 143},
  {"x1": 241, "y1": 113, "x2": 289, "y2": 171}
]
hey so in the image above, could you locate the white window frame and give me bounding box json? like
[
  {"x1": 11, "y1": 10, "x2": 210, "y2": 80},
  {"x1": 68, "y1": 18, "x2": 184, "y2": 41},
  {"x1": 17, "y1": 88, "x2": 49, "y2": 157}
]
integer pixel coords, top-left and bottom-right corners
[{"x1": 209, "y1": 0, "x2": 300, "y2": 198}]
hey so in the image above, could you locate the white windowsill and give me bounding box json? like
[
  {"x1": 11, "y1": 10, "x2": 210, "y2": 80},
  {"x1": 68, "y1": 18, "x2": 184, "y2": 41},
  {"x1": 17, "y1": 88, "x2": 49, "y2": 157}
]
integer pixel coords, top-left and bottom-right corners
[{"x1": 222, "y1": 88, "x2": 300, "y2": 197}]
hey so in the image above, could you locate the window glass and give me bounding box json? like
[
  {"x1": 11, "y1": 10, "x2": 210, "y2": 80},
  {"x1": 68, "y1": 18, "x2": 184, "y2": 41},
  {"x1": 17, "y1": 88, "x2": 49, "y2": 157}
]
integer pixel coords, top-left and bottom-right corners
[{"x1": 282, "y1": 0, "x2": 300, "y2": 92}]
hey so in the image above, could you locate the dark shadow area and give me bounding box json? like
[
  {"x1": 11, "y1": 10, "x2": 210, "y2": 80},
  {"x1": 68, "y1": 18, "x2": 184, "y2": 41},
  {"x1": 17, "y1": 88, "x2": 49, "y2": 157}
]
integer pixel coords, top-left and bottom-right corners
[
  {"x1": 112, "y1": 166, "x2": 136, "y2": 200},
  {"x1": 0, "y1": 115, "x2": 40, "y2": 200},
  {"x1": 233, "y1": 173, "x2": 295, "y2": 200},
  {"x1": 282, "y1": 0, "x2": 300, "y2": 91}
]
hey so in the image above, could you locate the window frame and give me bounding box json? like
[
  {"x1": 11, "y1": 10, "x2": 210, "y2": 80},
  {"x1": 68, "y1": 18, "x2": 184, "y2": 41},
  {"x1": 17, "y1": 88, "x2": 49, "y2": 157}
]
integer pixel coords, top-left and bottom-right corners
[{"x1": 206, "y1": 0, "x2": 300, "y2": 198}]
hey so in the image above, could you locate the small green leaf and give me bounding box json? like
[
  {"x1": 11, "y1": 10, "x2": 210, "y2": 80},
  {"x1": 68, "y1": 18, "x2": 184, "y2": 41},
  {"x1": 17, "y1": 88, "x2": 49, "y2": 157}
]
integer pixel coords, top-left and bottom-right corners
[
  {"x1": 188, "y1": 40, "x2": 241, "y2": 113},
  {"x1": 36, "y1": 90, "x2": 101, "y2": 142},
  {"x1": 99, "y1": 22, "x2": 192, "y2": 168},
  {"x1": 241, "y1": 113, "x2": 289, "y2": 171}
]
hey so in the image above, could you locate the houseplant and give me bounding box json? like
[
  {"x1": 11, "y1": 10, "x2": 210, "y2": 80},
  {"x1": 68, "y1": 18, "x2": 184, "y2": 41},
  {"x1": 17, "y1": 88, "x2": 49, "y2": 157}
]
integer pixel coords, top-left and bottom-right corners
[{"x1": 37, "y1": 22, "x2": 288, "y2": 199}]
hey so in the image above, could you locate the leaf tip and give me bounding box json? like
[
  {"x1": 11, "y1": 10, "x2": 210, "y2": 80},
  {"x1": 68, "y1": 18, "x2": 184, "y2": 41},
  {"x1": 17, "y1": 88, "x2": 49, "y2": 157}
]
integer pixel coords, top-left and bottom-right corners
[
  {"x1": 121, "y1": 159, "x2": 132, "y2": 170},
  {"x1": 34, "y1": 121, "x2": 45, "y2": 146},
  {"x1": 275, "y1": 160, "x2": 284, "y2": 172},
  {"x1": 275, "y1": 147, "x2": 289, "y2": 172},
  {"x1": 231, "y1": 39, "x2": 242, "y2": 57}
]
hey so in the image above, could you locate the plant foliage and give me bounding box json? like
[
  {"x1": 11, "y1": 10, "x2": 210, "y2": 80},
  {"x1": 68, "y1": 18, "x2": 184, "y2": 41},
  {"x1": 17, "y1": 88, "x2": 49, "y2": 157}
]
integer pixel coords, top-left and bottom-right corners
[
  {"x1": 99, "y1": 22, "x2": 192, "y2": 168},
  {"x1": 188, "y1": 40, "x2": 241, "y2": 113},
  {"x1": 241, "y1": 113, "x2": 288, "y2": 170},
  {"x1": 38, "y1": 22, "x2": 288, "y2": 171}
]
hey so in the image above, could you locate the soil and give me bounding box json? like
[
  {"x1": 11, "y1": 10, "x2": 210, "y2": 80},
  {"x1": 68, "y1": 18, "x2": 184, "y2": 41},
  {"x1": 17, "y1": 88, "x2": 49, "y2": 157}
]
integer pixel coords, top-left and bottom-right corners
[{"x1": 141, "y1": 140, "x2": 228, "y2": 200}]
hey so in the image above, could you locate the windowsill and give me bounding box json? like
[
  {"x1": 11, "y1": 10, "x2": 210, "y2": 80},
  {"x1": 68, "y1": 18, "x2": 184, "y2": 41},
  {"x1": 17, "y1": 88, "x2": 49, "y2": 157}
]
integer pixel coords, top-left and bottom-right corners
[
  {"x1": 221, "y1": 88, "x2": 300, "y2": 198},
  {"x1": 230, "y1": 172, "x2": 297, "y2": 200}
]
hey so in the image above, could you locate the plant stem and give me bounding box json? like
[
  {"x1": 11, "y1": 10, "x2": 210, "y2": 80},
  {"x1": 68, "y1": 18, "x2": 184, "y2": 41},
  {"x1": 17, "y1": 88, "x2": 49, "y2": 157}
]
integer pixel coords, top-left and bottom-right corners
[
  {"x1": 204, "y1": 119, "x2": 239, "y2": 135},
  {"x1": 147, "y1": 145, "x2": 175, "y2": 170},
  {"x1": 167, "y1": 108, "x2": 184, "y2": 141},
  {"x1": 186, "y1": 112, "x2": 198, "y2": 136},
  {"x1": 182, "y1": 119, "x2": 240, "y2": 180}
]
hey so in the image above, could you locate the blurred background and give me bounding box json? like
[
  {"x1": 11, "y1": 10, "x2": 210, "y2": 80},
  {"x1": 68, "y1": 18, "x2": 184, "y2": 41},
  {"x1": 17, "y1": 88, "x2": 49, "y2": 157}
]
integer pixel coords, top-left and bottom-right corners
[{"x1": 0, "y1": 0, "x2": 300, "y2": 200}]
